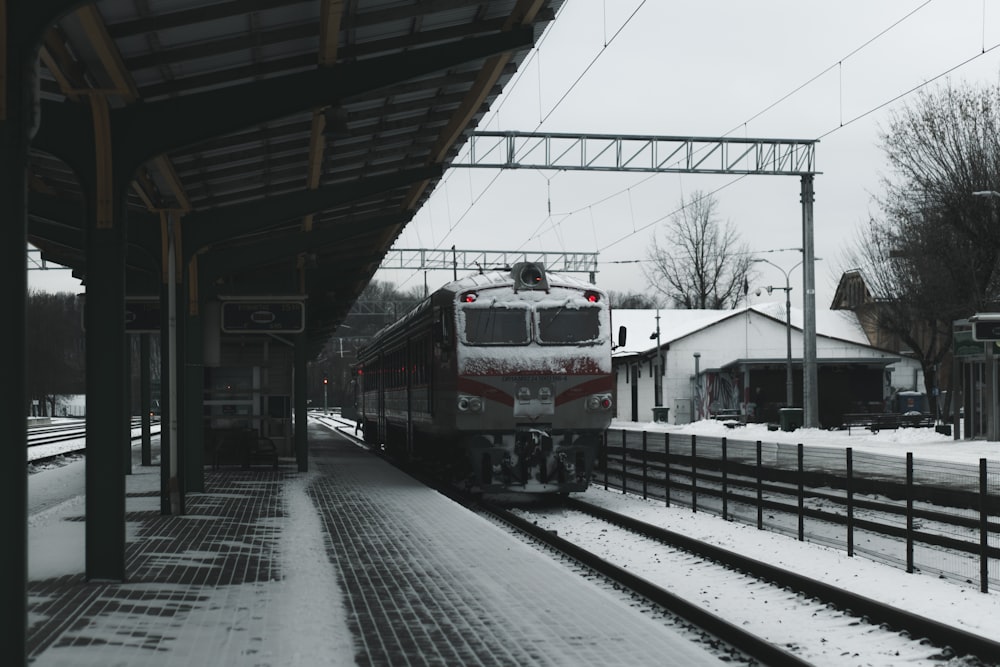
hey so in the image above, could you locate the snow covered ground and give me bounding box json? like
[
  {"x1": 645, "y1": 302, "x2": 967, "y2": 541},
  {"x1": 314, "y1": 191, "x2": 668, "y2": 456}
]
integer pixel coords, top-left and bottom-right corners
[
  {"x1": 612, "y1": 418, "x2": 1000, "y2": 467},
  {"x1": 25, "y1": 418, "x2": 1000, "y2": 665}
]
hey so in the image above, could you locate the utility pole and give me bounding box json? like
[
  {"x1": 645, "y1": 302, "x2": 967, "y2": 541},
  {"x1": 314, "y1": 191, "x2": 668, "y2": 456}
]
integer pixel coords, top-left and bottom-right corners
[
  {"x1": 651, "y1": 310, "x2": 663, "y2": 407},
  {"x1": 753, "y1": 257, "x2": 806, "y2": 408}
]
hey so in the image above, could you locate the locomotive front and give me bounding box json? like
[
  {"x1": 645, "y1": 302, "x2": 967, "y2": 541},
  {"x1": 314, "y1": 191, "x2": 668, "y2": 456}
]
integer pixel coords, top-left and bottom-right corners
[{"x1": 451, "y1": 263, "x2": 613, "y2": 492}]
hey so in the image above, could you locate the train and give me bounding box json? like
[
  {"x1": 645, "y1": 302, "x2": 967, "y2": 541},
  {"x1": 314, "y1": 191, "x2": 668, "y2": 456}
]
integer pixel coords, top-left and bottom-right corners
[{"x1": 355, "y1": 262, "x2": 615, "y2": 493}]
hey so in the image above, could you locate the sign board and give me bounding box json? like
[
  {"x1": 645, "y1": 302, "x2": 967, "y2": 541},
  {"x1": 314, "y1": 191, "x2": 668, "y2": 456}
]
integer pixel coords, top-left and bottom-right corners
[
  {"x1": 125, "y1": 299, "x2": 161, "y2": 333},
  {"x1": 954, "y1": 319, "x2": 982, "y2": 357},
  {"x1": 972, "y1": 314, "x2": 1000, "y2": 342},
  {"x1": 221, "y1": 300, "x2": 304, "y2": 333}
]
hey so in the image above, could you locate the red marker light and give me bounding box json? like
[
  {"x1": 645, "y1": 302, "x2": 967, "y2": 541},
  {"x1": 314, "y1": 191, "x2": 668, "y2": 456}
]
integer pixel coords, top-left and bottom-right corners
[
  {"x1": 462, "y1": 292, "x2": 478, "y2": 303},
  {"x1": 585, "y1": 291, "x2": 600, "y2": 303}
]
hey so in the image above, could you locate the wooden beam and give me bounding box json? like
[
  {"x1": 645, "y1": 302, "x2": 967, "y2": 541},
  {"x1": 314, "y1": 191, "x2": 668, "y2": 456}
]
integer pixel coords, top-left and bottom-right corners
[
  {"x1": 402, "y1": 0, "x2": 545, "y2": 211},
  {"x1": 49, "y1": 8, "x2": 191, "y2": 212},
  {"x1": 88, "y1": 94, "x2": 114, "y2": 229},
  {"x1": 75, "y1": 5, "x2": 138, "y2": 102},
  {"x1": 0, "y1": 0, "x2": 7, "y2": 120},
  {"x1": 319, "y1": 0, "x2": 343, "y2": 66}
]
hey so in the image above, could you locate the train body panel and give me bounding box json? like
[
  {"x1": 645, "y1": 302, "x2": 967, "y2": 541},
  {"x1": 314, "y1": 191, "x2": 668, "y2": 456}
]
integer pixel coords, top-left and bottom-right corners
[{"x1": 356, "y1": 263, "x2": 612, "y2": 493}]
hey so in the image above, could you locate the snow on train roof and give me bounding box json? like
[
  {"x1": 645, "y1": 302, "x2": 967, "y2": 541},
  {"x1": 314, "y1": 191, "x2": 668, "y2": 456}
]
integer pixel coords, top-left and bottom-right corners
[{"x1": 440, "y1": 268, "x2": 599, "y2": 293}]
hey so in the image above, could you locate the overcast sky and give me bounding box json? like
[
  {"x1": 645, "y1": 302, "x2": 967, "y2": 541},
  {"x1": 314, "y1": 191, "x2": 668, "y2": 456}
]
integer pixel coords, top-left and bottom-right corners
[
  {"x1": 29, "y1": 1, "x2": 1000, "y2": 309},
  {"x1": 381, "y1": 0, "x2": 1000, "y2": 308}
]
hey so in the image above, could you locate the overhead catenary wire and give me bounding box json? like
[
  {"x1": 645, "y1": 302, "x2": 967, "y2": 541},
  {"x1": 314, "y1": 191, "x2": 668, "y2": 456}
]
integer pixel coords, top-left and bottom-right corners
[
  {"x1": 396, "y1": 1, "x2": 997, "y2": 289},
  {"x1": 515, "y1": 2, "x2": 943, "y2": 256}
]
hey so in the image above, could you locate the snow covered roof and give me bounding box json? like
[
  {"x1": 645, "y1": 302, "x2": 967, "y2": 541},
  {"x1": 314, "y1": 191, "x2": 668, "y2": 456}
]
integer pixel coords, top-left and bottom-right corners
[{"x1": 611, "y1": 304, "x2": 870, "y2": 357}]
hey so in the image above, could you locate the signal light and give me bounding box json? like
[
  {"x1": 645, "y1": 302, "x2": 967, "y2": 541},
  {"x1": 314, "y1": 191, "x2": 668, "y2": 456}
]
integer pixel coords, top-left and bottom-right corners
[
  {"x1": 462, "y1": 292, "x2": 478, "y2": 303},
  {"x1": 584, "y1": 291, "x2": 600, "y2": 303},
  {"x1": 323, "y1": 376, "x2": 328, "y2": 384},
  {"x1": 511, "y1": 262, "x2": 549, "y2": 291}
]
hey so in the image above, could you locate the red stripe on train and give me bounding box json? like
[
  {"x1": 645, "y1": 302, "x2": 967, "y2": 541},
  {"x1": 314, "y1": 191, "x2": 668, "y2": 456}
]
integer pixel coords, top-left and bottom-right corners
[
  {"x1": 456, "y1": 377, "x2": 515, "y2": 406},
  {"x1": 554, "y1": 376, "x2": 614, "y2": 406}
]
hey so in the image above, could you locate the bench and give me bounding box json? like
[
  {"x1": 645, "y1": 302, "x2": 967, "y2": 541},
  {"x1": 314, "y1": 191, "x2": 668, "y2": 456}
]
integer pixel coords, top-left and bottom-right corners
[{"x1": 843, "y1": 412, "x2": 934, "y2": 434}]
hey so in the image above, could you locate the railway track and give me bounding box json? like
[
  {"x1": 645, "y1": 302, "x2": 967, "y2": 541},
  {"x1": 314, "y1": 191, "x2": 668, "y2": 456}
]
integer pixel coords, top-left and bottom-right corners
[
  {"x1": 483, "y1": 494, "x2": 1000, "y2": 666},
  {"x1": 27, "y1": 418, "x2": 159, "y2": 466},
  {"x1": 313, "y1": 415, "x2": 1000, "y2": 665},
  {"x1": 474, "y1": 495, "x2": 810, "y2": 666}
]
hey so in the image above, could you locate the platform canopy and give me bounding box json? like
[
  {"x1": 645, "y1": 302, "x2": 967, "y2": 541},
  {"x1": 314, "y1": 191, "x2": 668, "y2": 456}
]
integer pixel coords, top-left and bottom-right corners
[{"x1": 26, "y1": 0, "x2": 560, "y2": 357}]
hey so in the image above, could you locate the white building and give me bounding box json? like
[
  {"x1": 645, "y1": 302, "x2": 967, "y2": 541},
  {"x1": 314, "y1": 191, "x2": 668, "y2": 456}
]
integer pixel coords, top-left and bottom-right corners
[{"x1": 611, "y1": 303, "x2": 925, "y2": 428}]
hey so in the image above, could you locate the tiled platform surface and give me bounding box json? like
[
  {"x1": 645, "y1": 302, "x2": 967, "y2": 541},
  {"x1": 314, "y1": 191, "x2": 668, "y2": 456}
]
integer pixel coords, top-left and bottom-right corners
[{"x1": 27, "y1": 423, "x2": 721, "y2": 666}]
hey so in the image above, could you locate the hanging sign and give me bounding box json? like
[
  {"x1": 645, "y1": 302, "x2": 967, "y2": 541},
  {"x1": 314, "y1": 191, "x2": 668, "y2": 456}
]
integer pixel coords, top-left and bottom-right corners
[
  {"x1": 125, "y1": 299, "x2": 161, "y2": 333},
  {"x1": 221, "y1": 300, "x2": 305, "y2": 333}
]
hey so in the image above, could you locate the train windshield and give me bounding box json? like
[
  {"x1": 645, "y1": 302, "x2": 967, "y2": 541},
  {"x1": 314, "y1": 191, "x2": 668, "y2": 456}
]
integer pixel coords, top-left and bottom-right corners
[
  {"x1": 537, "y1": 306, "x2": 602, "y2": 344},
  {"x1": 462, "y1": 306, "x2": 530, "y2": 344}
]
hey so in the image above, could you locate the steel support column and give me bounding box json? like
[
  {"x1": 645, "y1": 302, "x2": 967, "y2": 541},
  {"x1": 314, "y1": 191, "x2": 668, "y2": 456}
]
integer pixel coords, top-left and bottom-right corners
[
  {"x1": 160, "y1": 213, "x2": 185, "y2": 514},
  {"x1": 158, "y1": 260, "x2": 173, "y2": 514},
  {"x1": 140, "y1": 333, "x2": 152, "y2": 465},
  {"x1": 183, "y1": 255, "x2": 204, "y2": 492},
  {"x1": 2, "y1": 6, "x2": 32, "y2": 660},
  {"x1": 83, "y1": 175, "x2": 128, "y2": 580},
  {"x1": 295, "y1": 333, "x2": 308, "y2": 472},
  {"x1": 800, "y1": 175, "x2": 819, "y2": 428}
]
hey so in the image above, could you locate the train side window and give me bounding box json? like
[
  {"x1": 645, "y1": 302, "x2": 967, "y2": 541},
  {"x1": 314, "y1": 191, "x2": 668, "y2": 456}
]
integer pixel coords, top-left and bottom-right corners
[{"x1": 433, "y1": 306, "x2": 453, "y2": 347}]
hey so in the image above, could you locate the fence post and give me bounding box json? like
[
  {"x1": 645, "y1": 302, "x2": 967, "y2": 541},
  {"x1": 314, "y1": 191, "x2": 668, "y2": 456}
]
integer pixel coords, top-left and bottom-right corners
[
  {"x1": 603, "y1": 430, "x2": 609, "y2": 490},
  {"x1": 906, "y1": 452, "x2": 916, "y2": 573},
  {"x1": 846, "y1": 447, "x2": 854, "y2": 558},
  {"x1": 721, "y1": 436, "x2": 728, "y2": 521},
  {"x1": 797, "y1": 443, "x2": 804, "y2": 541},
  {"x1": 642, "y1": 431, "x2": 648, "y2": 499},
  {"x1": 622, "y1": 429, "x2": 627, "y2": 495},
  {"x1": 981, "y1": 458, "x2": 989, "y2": 594},
  {"x1": 665, "y1": 432, "x2": 671, "y2": 507},
  {"x1": 691, "y1": 434, "x2": 698, "y2": 513},
  {"x1": 756, "y1": 440, "x2": 763, "y2": 530}
]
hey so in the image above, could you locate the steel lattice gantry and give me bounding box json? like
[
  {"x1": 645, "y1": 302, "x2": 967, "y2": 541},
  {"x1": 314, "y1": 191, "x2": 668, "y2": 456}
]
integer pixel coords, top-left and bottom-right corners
[
  {"x1": 464, "y1": 131, "x2": 817, "y2": 175},
  {"x1": 382, "y1": 248, "x2": 599, "y2": 276}
]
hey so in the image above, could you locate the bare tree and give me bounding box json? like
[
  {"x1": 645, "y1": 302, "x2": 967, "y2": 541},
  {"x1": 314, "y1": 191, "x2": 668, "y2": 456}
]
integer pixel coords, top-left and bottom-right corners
[
  {"x1": 607, "y1": 290, "x2": 660, "y2": 309},
  {"x1": 843, "y1": 79, "x2": 1000, "y2": 417},
  {"x1": 644, "y1": 191, "x2": 753, "y2": 309},
  {"x1": 26, "y1": 291, "x2": 85, "y2": 415}
]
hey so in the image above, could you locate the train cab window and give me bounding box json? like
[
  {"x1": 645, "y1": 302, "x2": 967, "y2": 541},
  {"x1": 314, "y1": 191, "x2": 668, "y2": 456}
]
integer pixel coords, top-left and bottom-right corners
[
  {"x1": 537, "y1": 306, "x2": 601, "y2": 343},
  {"x1": 462, "y1": 306, "x2": 529, "y2": 344}
]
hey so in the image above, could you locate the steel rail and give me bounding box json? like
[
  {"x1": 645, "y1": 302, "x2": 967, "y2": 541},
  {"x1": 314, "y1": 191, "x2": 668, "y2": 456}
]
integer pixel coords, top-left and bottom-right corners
[
  {"x1": 566, "y1": 496, "x2": 1000, "y2": 665},
  {"x1": 475, "y1": 496, "x2": 811, "y2": 667}
]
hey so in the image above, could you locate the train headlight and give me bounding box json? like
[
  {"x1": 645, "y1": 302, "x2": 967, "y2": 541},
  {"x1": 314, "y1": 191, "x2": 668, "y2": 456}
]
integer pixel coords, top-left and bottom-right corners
[
  {"x1": 586, "y1": 393, "x2": 613, "y2": 412},
  {"x1": 458, "y1": 394, "x2": 484, "y2": 413},
  {"x1": 517, "y1": 386, "x2": 531, "y2": 403},
  {"x1": 537, "y1": 386, "x2": 553, "y2": 403}
]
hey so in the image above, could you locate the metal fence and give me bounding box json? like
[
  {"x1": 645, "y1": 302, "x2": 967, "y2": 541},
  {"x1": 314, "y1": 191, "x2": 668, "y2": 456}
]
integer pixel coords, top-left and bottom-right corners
[{"x1": 598, "y1": 428, "x2": 1000, "y2": 593}]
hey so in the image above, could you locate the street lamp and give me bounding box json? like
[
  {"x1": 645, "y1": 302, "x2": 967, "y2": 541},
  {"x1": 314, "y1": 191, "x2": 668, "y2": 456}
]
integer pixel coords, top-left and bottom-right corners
[
  {"x1": 650, "y1": 309, "x2": 663, "y2": 407},
  {"x1": 752, "y1": 257, "x2": 806, "y2": 408}
]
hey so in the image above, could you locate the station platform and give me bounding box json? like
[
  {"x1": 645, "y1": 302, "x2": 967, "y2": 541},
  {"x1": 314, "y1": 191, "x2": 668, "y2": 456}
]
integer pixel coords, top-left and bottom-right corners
[{"x1": 27, "y1": 422, "x2": 722, "y2": 666}]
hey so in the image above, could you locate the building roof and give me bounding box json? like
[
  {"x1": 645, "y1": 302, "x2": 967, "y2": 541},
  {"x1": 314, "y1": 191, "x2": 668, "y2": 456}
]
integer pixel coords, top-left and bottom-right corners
[{"x1": 611, "y1": 303, "x2": 871, "y2": 358}]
